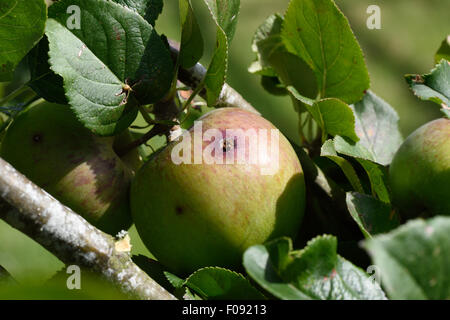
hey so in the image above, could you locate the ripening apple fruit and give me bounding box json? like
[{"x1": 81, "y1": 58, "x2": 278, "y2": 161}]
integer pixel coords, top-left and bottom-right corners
[
  {"x1": 131, "y1": 107, "x2": 305, "y2": 274},
  {"x1": 389, "y1": 118, "x2": 450, "y2": 218},
  {"x1": 0, "y1": 100, "x2": 140, "y2": 235}
]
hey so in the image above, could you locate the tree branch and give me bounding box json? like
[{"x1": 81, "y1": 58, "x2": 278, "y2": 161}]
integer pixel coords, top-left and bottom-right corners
[{"x1": 0, "y1": 157, "x2": 175, "y2": 300}]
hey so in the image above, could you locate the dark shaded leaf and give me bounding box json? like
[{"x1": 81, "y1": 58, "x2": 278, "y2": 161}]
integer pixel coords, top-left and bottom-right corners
[
  {"x1": 346, "y1": 192, "x2": 400, "y2": 239},
  {"x1": 184, "y1": 267, "x2": 265, "y2": 300},
  {"x1": 26, "y1": 36, "x2": 67, "y2": 104},
  {"x1": 112, "y1": 0, "x2": 163, "y2": 26},
  {"x1": 321, "y1": 140, "x2": 363, "y2": 193},
  {"x1": 179, "y1": 0, "x2": 204, "y2": 68}
]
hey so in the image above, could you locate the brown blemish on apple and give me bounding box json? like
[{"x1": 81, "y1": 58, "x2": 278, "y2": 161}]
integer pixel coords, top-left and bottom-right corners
[
  {"x1": 74, "y1": 174, "x2": 91, "y2": 187},
  {"x1": 91, "y1": 157, "x2": 118, "y2": 196},
  {"x1": 32, "y1": 133, "x2": 42, "y2": 143},
  {"x1": 175, "y1": 205, "x2": 184, "y2": 215},
  {"x1": 221, "y1": 137, "x2": 236, "y2": 153}
]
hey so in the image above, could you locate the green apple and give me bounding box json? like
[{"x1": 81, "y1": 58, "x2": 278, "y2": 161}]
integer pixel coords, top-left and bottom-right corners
[
  {"x1": 0, "y1": 100, "x2": 140, "y2": 235},
  {"x1": 389, "y1": 118, "x2": 450, "y2": 218},
  {"x1": 131, "y1": 107, "x2": 305, "y2": 274}
]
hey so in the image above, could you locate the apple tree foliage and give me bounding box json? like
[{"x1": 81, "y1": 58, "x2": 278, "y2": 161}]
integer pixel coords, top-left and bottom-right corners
[{"x1": 0, "y1": 0, "x2": 449, "y2": 300}]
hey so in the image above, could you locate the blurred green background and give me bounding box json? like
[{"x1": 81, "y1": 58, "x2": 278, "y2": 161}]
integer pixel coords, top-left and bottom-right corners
[{"x1": 0, "y1": 0, "x2": 449, "y2": 290}]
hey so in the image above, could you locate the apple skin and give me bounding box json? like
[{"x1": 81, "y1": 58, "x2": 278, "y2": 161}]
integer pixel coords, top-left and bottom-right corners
[
  {"x1": 389, "y1": 118, "x2": 450, "y2": 218},
  {"x1": 131, "y1": 107, "x2": 305, "y2": 274},
  {"x1": 0, "y1": 100, "x2": 140, "y2": 235}
]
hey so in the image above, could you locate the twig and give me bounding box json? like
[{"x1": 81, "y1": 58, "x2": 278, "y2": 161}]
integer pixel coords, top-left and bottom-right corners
[
  {"x1": 0, "y1": 157, "x2": 175, "y2": 300},
  {"x1": 139, "y1": 105, "x2": 155, "y2": 125},
  {"x1": 116, "y1": 124, "x2": 168, "y2": 157},
  {"x1": 168, "y1": 40, "x2": 260, "y2": 115},
  {"x1": 0, "y1": 85, "x2": 30, "y2": 107}
]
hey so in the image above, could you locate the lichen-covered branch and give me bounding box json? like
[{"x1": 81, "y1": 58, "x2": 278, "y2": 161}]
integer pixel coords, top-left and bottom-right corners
[{"x1": 0, "y1": 157, "x2": 175, "y2": 300}]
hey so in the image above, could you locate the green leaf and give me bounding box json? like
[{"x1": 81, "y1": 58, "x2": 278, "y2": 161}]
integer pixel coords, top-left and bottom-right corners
[
  {"x1": 260, "y1": 76, "x2": 288, "y2": 96},
  {"x1": 203, "y1": 0, "x2": 240, "y2": 43},
  {"x1": 249, "y1": 14, "x2": 317, "y2": 100},
  {"x1": 356, "y1": 159, "x2": 390, "y2": 203},
  {"x1": 351, "y1": 91, "x2": 403, "y2": 165},
  {"x1": 331, "y1": 91, "x2": 403, "y2": 166},
  {"x1": 321, "y1": 140, "x2": 363, "y2": 193},
  {"x1": 46, "y1": 0, "x2": 174, "y2": 135},
  {"x1": 289, "y1": 87, "x2": 358, "y2": 141},
  {"x1": 364, "y1": 216, "x2": 450, "y2": 300},
  {"x1": 204, "y1": 28, "x2": 228, "y2": 106},
  {"x1": 282, "y1": 0, "x2": 369, "y2": 103},
  {"x1": 333, "y1": 135, "x2": 375, "y2": 162},
  {"x1": 204, "y1": 0, "x2": 240, "y2": 106},
  {"x1": 244, "y1": 236, "x2": 387, "y2": 300},
  {"x1": 184, "y1": 287, "x2": 203, "y2": 300},
  {"x1": 435, "y1": 35, "x2": 450, "y2": 64},
  {"x1": 184, "y1": 267, "x2": 265, "y2": 300},
  {"x1": 249, "y1": 14, "x2": 283, "y2": 77},
  {"x1": 112, "y1": 0, "x2": 163, "y2": 26},
  {"x1": 26, "y1": 36, "x2": 67, "y2": 104},
  {"x1": 179, "y1": 0, "x2": 204, "y2": 68},
  {"x1": 287, "y1": 86, "x2": 315, "y2": 106},
  {"x1": 243, "y1": 241, "x2": 312, "y2": 300},
  {"x1": 313, "y1": 98, "x2": 358, "y2": 141},
  {"x1": 346, "y1": 192, "x2": 400, "y2": 239},
  {"x1": 0, "y1": 0, "x2": 47, "y2": 81},
  {"x1": 406, "y1": 60, "x2": 450, "y2": 117},
  {"x1": 202, "y1": 0, "x2": 240, "y2": 106},
  {"x1": 269, "y1": 51, "x2": 317, "y2": 100},
  {"x1": 45, "y1": 19, "x2": 136, "y2": 136},
  {"x1": 164, "y1": 271, "x2": 185, "y2": 289},
  {"x1": 50, "y1": 0, "x2": 173, "y2": 105},
  {"x1": 322, "y1": 133, "x2": 392, "y2": 204}
]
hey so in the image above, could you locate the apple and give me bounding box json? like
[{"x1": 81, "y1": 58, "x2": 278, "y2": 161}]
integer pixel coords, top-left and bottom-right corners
[
  {"x1": 0, "y1": 100, "x2": 140, "y2": 235},
  {"x1": 389, "y1": 118, "x2": 450, "y2": 218},
  {"x1": 131, "y1": 107, "x2": 305, "y2": 274}
]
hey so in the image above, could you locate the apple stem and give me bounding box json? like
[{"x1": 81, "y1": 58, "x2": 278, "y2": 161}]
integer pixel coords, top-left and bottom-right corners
[{"x1": 0, "y1": 85, "x2": 32, "y2": 107}]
